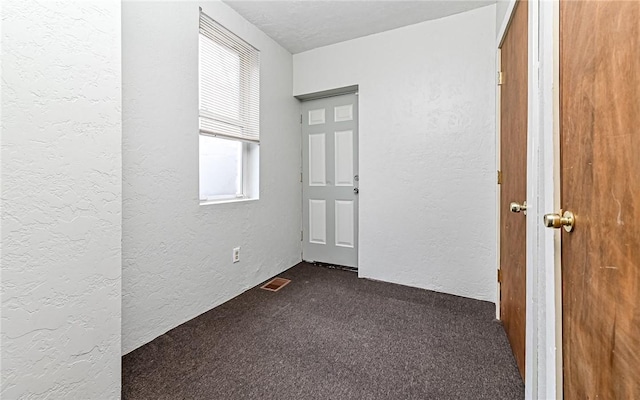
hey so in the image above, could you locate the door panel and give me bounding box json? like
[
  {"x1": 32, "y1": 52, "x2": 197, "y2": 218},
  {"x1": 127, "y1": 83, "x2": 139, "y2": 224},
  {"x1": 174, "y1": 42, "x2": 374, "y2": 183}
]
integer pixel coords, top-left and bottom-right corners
[
  {"x1": 302, "y1": 94, "x2": 359, "y2": 268},
  {"x1": 560, "y1": 1, "x2": 640, "y2": 398},
  {"x1": 309, "y1": 133, "x2": 327, "y2": 186},
  {"x1": 308, "y1": 199, "x2": 327, "y2": 245},
  {"x1": 335, "y1": 200, "x2": 355, "y2": 248},
  {"x1": 334, "y1": 130, "x2": 354, "y2": 186},
  {"x1": 499, "y1": 0, "x2": 528, "y2": 380}
]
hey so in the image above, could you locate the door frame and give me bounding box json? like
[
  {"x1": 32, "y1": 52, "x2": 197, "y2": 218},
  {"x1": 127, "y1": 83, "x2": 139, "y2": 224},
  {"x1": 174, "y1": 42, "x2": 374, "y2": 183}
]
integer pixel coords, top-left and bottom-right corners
[{"x1": 496, "y1": 1, "x2": 561, "y2": 398}]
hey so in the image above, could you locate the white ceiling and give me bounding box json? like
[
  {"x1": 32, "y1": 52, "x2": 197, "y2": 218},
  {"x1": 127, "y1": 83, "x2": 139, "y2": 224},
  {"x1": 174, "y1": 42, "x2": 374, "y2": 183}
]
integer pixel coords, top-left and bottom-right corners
[{"x1": 223, "y1": 0, "x2": 496, "y2": 54}]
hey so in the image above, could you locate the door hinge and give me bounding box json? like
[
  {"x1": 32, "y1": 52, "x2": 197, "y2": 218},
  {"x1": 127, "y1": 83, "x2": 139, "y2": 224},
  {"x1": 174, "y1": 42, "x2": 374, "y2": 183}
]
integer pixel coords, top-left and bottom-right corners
[
  {"x1": 497, "y1": 71, "x2": 504, "y2": 85},
  {"x1": 300, "y1": 172, "x2": 303, "y2": 182},
  {"x1": 497, "y1": 170, "x2": 502, "y2": 185},
  {"x1": 301, "y1": 230, "x2": 303, "y2": 241},
  {"x1": 300, "y1": 114, "x2": 303, "y2": 124},
  {"x1": 497, "y1": 269, "x2": 502, "y2": 283}
]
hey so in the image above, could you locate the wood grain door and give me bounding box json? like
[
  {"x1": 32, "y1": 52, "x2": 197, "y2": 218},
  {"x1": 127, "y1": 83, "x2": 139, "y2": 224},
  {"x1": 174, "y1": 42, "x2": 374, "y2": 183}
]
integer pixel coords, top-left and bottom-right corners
[
  {"x1": 559, "y1": 1, "x2": 640, "y2": 398},
  {"x1": 499, "y1": 0, "x2": 527, "y2": 380}
]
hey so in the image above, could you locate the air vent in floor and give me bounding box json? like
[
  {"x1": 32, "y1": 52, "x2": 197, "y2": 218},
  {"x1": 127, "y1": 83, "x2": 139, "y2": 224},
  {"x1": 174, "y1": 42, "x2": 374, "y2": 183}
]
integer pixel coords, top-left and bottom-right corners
[{"x1": 260, "y1": 277, "x2": 291, "y2": 292}]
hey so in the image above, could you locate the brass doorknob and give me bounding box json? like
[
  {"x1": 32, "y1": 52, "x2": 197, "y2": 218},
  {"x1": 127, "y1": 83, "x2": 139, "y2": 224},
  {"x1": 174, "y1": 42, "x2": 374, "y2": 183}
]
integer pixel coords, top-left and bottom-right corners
[
  {"x1": 510, "y1": 201, "x2": 527, "y2": 214},
  {"x1": 543, "y1": 210, "x2": 575, "y2": 232}
]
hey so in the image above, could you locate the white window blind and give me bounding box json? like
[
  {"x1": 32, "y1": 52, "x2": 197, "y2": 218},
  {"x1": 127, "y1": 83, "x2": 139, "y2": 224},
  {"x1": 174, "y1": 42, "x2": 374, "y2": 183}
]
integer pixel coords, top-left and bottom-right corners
[{"x1": 199, "y1": 11, "x2": 260, "y2": 143}]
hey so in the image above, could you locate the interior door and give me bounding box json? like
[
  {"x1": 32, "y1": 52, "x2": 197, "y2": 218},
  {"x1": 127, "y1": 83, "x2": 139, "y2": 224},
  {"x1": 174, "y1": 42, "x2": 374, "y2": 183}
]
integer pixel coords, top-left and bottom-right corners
[
  {"x1": 301, "y1": 93, "x2": 359, "y2": 268},
  {"x1": 559, "y1": 1, "x2": 640, "y2": 398},
  {"x1": 499, "y1": 0, "x2": 527, "y2": 380}
]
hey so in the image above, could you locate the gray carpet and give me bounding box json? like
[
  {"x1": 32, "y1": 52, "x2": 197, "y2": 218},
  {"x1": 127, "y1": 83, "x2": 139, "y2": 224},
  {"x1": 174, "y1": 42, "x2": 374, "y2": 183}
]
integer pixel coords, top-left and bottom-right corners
[{"x1": 122, "y1": 263, "x2": 524, "y2": 399}]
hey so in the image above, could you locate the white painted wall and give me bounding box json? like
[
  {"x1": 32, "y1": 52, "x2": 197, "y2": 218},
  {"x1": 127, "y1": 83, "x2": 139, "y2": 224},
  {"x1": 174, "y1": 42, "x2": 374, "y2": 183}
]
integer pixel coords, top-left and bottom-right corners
[
  {"x1": 1, "y1": 1, "x2": 122, "y2": 398},
  {"x1": 496, "y1": 0, "x2": 514, "y2": 37},
  {"x1": 294, "y1": 5, "x2": 497, "y2": 302},
  {"x1": 122, "y1": 1, "x2": 302, "y2": 354}
]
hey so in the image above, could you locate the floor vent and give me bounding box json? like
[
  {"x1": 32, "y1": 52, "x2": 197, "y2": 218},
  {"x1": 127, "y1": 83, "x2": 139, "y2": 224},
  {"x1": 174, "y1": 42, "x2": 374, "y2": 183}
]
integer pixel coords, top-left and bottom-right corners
[{"x1": 260, "y1": 277, "x2": 291, "y2": 292}]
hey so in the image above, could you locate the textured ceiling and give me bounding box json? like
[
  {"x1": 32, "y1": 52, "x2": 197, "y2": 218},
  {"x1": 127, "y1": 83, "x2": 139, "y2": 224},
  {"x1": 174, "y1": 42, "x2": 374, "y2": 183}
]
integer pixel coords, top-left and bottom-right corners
[{"x1": 223, "y1": 1, "x2": 496, "y2": 54}]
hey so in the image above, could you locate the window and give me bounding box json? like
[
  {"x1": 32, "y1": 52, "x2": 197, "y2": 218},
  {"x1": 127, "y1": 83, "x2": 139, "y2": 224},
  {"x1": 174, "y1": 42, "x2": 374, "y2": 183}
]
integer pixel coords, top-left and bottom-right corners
[{"x1": 199, "y1": 10, "x2": 260, "y2": 202}]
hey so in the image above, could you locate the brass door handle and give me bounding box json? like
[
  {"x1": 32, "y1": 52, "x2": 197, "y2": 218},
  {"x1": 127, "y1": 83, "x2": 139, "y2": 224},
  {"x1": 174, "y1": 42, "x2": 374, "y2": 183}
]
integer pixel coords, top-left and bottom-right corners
[
  {"x1": 543, "y1": 211, "x2": 575, "y2": 232},
  {"x1": 510, "y1": 201, "x2": 527, "y2": 214}
]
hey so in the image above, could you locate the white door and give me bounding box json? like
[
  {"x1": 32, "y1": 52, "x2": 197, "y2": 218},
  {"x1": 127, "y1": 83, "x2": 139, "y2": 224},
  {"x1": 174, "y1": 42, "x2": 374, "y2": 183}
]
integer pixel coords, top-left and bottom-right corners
[{"x1": 302, "y1": 93, "x2": 358, "y2": 268}]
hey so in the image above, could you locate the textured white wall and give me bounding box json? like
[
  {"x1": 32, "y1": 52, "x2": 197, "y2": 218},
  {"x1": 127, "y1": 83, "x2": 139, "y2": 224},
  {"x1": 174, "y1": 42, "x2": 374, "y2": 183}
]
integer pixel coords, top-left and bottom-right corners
[
  {"x1": 294, "y1": 5, "x2": 497, "y2": 302},
  {"x1": 1, "y1": 1, "x2": 122, "y2": 398},
  {"x1": 496, "y1": 0, "x2": 514, "y2": 37},
  {"x1": 122, "y1": 1, "x2": 302, "y2": 354}
]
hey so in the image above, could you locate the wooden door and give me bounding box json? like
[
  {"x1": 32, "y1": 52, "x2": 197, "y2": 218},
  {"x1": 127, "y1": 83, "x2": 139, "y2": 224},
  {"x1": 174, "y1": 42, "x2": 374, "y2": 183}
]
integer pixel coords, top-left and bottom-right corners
[
  {"x1": 499, "y1": 0, "x2": 527, "y2": 380},
  {"x1": 560, "y1": 1, "x2": 640, "y2": 398}
]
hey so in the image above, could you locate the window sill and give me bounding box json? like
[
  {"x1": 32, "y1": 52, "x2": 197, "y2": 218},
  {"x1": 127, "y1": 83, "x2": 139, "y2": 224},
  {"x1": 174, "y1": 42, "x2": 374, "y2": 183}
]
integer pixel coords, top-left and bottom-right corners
[{"x1": 199, "y1": 197, "x2": 258, "y2": 206}]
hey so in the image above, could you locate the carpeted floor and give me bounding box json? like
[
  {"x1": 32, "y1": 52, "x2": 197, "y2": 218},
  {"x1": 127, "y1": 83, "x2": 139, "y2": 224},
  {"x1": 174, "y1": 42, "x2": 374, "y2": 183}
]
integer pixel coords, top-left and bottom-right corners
[{"x1": 122, "y1": 263, "x2": 524, "y2": 399}]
